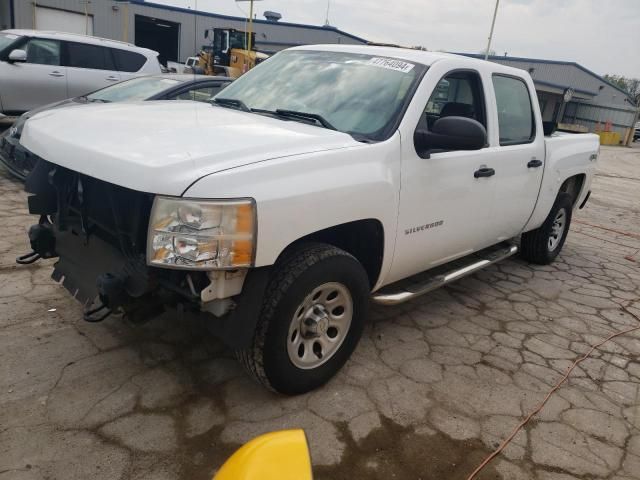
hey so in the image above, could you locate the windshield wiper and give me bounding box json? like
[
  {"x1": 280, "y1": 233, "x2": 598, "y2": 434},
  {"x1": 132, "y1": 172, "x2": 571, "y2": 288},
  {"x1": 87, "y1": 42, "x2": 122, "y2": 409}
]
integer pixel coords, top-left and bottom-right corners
[
  {"x1": 211, "y1": 97, "x2": 251, "y2": 112},
  {"x1": 274, "y1": 109, "x2": 337, "y2": 130},
  {"x1": 213, "y1": 100, "x2": 337, "y2": 131}
]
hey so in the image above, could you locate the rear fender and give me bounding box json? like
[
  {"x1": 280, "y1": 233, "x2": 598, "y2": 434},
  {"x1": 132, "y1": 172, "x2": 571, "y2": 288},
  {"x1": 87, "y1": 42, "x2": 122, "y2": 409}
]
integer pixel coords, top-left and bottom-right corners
[{"x1": 523, "y1": 134, "x2": 598, "y2": 232}]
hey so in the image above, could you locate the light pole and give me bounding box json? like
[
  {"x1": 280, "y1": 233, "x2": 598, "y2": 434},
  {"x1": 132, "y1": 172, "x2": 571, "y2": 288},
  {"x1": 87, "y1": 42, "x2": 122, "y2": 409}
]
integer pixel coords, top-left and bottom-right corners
[
  {"x1": 236, "y1": 0, "x2": 262, "y2": 52},
  {"x1": 114, "y1": 1, "x2": 131, "y2": 42},
  {"x1": 123, "y1": 2, "x2": 129, "y2": 42},
  {"x1": 80, "y1": 0, "x2": 91, "y2": 35},
  {"x1": 324, "y1": 0, "x2": 331, "y2": 26},
  {"x1": 484, "y1": 0, "x2": 500, "y2": 60}
]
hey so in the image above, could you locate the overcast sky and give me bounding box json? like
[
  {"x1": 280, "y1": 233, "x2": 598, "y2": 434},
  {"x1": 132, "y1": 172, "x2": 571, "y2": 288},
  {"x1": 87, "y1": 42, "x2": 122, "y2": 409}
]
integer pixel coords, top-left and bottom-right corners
[{"x1": 149, "y1": 0, "x2": 640, "y2": 78}]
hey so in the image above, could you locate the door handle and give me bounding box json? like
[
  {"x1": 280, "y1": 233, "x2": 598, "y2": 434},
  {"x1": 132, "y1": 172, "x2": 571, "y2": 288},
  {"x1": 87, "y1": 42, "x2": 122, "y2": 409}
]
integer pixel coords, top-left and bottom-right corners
[
  {"x1": 527, "y1": 159, "x2": 543, "y2": 168},
  {"x1": 474, "y1": 167, "x2": 495, "y2": 178},
  {"x1": 49, "y1": 71, "x2": 64, "y2": 77},
  {"x1": 106, "y1": 76, "x2": 119, "y2": 81}
]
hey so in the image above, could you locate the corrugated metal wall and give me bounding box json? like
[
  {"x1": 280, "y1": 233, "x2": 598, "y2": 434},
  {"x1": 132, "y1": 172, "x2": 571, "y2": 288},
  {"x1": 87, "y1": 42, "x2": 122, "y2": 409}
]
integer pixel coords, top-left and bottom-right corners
[
  {"x1": 483, "y1": 56, "x2": 637, "y2": 136},
  {"x1": 494, "y1": 58, "x2": 632, "y2": 109},
  {"x1": 563, "y1": 101, "x2": 637, "y2": 136},
  {"x1": 10, "y1": 0, "x2": 365, "y2": 62}
]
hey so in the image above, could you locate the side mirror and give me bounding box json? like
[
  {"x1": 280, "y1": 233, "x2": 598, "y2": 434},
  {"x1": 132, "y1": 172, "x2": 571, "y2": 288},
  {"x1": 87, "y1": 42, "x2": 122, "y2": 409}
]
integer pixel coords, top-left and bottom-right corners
[
  {"x1": 204, "y1": 29, "x2": 209, "y2": 39},
  {"x1": 213, "y1": 430, "x2": 313, "y2": 480},
  {"x1": 8, "y1": 49, "x2": 27, "y2": 63},
  {"x1": 414, "y1": 116, "x2": 487, "y2": 157}
]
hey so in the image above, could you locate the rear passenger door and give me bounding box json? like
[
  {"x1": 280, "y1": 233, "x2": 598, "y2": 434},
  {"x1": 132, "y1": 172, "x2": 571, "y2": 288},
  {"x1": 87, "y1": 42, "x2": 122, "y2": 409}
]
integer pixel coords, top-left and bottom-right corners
[
  {"x1": 63, "y1": 42, "x2": 121, "y2": 98},
  {"x1": 486, "y1": 74, "x2": 544, "y2": 240}
]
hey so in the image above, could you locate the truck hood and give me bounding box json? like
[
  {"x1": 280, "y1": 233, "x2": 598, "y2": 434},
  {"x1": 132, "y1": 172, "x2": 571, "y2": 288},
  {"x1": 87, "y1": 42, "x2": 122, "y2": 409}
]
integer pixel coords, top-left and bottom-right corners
[{"x1": 21, "y1": 101, "x2": 360, "y2": 195}]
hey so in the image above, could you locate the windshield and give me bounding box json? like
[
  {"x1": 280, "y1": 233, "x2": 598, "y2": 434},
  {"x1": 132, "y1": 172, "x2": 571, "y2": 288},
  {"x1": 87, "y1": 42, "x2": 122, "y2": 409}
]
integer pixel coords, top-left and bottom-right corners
[
  {"x1": 87, "y1": 76, "x2": 182, "y2": 102},
  {"x1": 0, "y1": 33, "x2": 21, "y2": 53},
  {"x1": 214, "y1": 50, "x2": 426, "y2": 140}
]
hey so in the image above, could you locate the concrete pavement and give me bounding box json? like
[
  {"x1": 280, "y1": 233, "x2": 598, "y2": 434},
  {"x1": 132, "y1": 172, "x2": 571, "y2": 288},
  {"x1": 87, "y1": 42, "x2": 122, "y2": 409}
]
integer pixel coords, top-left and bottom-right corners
[{"x1": 1, "y1": 145, "x2": 639, "y2": 480}]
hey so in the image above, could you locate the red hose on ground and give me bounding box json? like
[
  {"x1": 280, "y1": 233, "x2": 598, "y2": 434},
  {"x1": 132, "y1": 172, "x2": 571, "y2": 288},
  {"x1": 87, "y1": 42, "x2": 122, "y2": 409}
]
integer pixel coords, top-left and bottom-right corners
[
  {"x1": 574, "y1": 219, "x2": 640, "y2": 241},
  {"x1": 466, "y1": 309, "x2": 640, "y2": 480}
]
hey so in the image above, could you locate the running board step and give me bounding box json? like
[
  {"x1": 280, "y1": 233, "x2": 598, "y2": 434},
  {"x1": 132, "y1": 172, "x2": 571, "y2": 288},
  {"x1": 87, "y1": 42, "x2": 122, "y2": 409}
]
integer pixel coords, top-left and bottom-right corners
[{"x1": 372, "y1": 243, "x2": 518, "y2": 306}]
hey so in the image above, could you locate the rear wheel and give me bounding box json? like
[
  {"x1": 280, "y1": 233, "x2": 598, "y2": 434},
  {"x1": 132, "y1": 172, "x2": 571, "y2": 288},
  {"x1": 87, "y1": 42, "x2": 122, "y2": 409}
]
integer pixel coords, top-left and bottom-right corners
[
  {"x1": 237, "y1": 243, "x2": 370, "y2": 395},
  {"x1": 520, "y1": 193, "x2": 573, "y2": 265}
]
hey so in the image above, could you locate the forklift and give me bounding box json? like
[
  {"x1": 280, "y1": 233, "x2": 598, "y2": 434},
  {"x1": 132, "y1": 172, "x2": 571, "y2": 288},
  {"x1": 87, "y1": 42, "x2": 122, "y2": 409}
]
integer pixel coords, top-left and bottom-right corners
[{"x1": 188, "y1": 28, "x2": 268, "y2": 79}]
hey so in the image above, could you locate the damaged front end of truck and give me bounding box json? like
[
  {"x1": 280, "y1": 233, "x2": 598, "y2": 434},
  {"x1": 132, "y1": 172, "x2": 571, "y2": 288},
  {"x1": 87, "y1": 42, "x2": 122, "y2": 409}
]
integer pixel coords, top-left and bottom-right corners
[{"x1": 18, "y1": 160, "x2": 268, "y2": 348}]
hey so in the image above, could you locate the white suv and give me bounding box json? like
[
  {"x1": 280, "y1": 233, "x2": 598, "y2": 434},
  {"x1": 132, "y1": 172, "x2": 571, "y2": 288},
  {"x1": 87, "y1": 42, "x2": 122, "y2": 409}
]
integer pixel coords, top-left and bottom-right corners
[{"x1": 0, "y1": 29, "x2": 161, "y2": 119}]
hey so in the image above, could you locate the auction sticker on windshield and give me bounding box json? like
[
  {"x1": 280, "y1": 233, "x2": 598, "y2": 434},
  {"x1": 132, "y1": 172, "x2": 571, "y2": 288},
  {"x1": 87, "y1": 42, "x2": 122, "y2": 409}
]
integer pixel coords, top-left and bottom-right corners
[{"x1": 367, "y1": 57, "x2": 415, "y2": 73}]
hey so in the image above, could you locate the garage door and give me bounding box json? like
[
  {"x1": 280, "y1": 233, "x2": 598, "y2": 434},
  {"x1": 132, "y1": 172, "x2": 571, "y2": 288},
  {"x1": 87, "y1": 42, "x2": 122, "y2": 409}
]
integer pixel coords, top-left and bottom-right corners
[{"x1": 35, "y1": 7, "x2": 94, "y2": 36}]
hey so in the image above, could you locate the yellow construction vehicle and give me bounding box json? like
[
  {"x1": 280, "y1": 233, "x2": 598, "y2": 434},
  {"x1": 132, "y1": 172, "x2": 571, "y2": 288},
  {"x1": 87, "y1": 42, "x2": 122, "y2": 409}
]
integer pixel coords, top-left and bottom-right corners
[{"x1": 188, "y1": 28, "x2": 268, "y2": 79}]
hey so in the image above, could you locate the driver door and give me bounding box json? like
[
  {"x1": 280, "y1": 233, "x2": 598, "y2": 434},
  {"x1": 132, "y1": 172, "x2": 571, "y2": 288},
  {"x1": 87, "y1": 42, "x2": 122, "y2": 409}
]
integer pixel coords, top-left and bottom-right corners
[{"x1": 386, "y1": 67, "x2": 497, "y2": 284}]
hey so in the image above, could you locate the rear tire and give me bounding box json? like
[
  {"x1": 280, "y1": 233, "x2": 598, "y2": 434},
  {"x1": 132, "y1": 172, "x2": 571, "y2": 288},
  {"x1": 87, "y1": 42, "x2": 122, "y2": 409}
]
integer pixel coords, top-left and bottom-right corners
[
  {"x1": 520, "y1": 193, "x2": 573, "y2": 265},
  {"x1": 237, "y1": 243, "x2": 370, "y2": 395}
]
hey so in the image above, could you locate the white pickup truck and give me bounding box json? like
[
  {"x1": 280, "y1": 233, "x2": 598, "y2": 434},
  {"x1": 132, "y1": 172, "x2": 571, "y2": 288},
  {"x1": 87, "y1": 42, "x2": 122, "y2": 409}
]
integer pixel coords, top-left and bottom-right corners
[{"x1": 18, "y1": 45, "x2": 599, "y2": 394}]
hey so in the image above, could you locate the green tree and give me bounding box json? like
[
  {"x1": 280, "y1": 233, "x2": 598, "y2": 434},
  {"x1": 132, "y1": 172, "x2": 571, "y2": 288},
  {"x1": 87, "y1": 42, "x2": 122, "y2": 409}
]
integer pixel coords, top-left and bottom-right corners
[{"x1": 604, "y1": 74, "x2": 640, "y2": 104}]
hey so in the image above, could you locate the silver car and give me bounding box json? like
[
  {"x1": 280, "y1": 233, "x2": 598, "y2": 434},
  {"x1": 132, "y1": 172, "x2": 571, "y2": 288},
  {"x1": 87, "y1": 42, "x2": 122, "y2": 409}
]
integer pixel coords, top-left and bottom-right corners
[
  {"x1": 0, "y1": 74, "x2": 232, "y2": 180},
  {"x1": 0, "y1": 29, "x2": 161, "y2": 120}
]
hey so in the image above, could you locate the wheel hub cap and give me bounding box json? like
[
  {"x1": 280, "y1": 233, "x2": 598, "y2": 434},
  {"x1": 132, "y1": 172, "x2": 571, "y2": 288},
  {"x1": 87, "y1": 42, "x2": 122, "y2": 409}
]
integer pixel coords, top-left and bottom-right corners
[
  {"x1": 302, "y1": 305, "x2": 330, "y2": 337},
  {"x1": 287, "y1": 282, "x2": 353, "y2": 370}
]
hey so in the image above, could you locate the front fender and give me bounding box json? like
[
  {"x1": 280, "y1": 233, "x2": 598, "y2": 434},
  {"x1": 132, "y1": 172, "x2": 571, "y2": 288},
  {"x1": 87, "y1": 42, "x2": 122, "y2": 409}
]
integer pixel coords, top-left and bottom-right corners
[{"x1": 184, "y1": 134, "x2": 401, "y2": 288}]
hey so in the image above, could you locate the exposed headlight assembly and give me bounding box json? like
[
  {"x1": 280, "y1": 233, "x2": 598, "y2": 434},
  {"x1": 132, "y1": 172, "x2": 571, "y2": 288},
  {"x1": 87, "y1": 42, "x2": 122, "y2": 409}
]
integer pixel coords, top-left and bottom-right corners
[{"x1": 147, "y1": 197, "x2": 256, "y2": 270}]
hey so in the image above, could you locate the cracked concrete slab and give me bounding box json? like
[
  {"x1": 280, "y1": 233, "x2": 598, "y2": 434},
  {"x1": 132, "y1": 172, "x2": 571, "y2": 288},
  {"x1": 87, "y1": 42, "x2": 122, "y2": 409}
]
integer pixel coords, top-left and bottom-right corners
[{"x1": 1, "y1": 145, "x2": 640, "y2": 479}]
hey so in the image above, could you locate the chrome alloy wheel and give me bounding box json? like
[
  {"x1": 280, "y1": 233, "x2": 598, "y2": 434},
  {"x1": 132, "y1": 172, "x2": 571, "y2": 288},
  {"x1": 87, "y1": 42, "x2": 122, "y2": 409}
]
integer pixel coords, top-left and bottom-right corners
[
  {"x1": 287, "y1": 282, "x2": 353, "y2": 369},
  {"x1": 548, "y1": 209, "x2": 566, "y2": 251}
]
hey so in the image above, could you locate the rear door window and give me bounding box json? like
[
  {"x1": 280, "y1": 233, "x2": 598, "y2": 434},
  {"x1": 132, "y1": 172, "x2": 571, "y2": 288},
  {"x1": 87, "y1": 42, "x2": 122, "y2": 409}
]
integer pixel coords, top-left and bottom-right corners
[
  {"x1": 25, "y1": 38, "x2": 61, "y2": 66},
  {"x1": 112, "y1": 49, "x2": 147, "y2": 72},
  {"x1": 492, "y1": 75, "x2": 535, "y2": 145},
  {"x1": 65, "y1": 42, "x2": 114, "y2": 70}
]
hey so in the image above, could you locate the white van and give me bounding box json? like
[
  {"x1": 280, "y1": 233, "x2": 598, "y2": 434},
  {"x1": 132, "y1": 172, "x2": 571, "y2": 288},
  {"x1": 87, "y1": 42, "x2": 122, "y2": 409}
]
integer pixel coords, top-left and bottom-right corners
[{"x1": 0, "y1": 29, "x2": 161, "y2": 119}]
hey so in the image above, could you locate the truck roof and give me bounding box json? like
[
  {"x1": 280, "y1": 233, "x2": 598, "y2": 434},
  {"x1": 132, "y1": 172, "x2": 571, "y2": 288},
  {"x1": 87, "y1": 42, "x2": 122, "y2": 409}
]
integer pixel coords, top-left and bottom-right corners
[{"x1": 289, "y1": 44, "x2": 529, "y2": 78}]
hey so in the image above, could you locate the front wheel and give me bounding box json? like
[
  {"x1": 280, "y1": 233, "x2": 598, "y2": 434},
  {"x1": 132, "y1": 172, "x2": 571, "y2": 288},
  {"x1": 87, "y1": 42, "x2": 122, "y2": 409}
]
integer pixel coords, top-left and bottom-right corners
[
  {"x1": 520, "y1": 192, "x2": 573, "y2": 265},
  {"x1": 237, "y1": 243, "x2": 370, "y2": 395}
]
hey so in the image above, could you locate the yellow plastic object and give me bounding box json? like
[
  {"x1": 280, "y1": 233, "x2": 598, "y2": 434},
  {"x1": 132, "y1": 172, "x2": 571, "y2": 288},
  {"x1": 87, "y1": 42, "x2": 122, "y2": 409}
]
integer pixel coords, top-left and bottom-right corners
[
  {"x1": 597, "y1": 131, "x2": 621, "y2": 145},
  {"x1": 213, "y1": 430, "x2": 313, "y2": 480}
]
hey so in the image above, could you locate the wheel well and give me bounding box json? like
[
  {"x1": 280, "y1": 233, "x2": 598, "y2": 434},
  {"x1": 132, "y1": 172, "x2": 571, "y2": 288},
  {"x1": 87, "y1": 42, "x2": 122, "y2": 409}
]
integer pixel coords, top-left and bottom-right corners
[
  {"x1": 277, "y1": 219, "x2": 385, "y2": 289},
  {"x1": 559, "y1": 174, "x2": 586, "y2": 207}
]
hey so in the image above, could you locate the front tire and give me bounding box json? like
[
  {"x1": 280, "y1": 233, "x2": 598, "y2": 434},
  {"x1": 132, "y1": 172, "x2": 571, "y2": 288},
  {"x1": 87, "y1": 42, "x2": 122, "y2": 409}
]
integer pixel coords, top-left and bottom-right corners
[
  {"x1": 520, "y1": 192, "x2": 573, "y2": 265},
  {"x1": 237, "y1": 243, "x2": 370, "y2": 395}
]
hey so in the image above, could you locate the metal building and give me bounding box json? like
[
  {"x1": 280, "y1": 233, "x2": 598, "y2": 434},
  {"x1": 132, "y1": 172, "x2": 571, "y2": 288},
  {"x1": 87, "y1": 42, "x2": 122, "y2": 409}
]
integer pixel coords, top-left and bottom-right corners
[
  {"x1": 1, "y1": 0, "x2": 367, "y2": 66},
  {"x1": 463, "y1": 54, "x2": 638, "y2": 142},
  {"x1": 3, "y1": 1, "x2": 636, "y2": 141}
]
